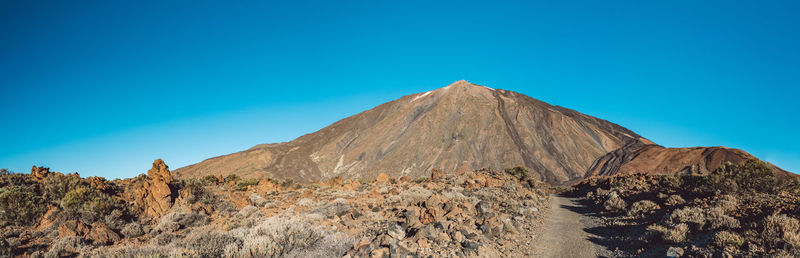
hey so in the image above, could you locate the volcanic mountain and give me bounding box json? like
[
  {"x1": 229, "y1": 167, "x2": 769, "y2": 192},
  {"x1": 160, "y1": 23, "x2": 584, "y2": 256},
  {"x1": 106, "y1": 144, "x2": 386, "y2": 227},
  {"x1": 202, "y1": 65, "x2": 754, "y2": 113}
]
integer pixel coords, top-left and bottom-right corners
[{"x1": 174, "y1": 80, "x2": 787, "y2": 184}]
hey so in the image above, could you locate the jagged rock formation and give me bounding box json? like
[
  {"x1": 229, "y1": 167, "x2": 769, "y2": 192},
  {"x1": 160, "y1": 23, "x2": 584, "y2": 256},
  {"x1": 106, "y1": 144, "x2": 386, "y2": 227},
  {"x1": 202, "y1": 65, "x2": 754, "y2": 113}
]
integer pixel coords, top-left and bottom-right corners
[
  {"x1": 175, "y1": 80, "x2": 649, "y2": 185},
  {"x1": 125, "y1": 159, "x2": 178, "y2": 218},
  {"x1": 31, "y1": 166, "x2": 50, "y2": 181},
  {"x1": 585, "y1": 142, "x2": 791, "y2": 178}
]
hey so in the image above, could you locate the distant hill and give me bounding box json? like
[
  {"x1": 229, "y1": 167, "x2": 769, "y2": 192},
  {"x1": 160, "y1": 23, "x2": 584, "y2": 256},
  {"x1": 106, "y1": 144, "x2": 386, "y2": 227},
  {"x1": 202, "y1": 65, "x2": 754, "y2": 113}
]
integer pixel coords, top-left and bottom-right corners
[{"x1": 585, "y1": 142, "x2": 793, "y2": 179}]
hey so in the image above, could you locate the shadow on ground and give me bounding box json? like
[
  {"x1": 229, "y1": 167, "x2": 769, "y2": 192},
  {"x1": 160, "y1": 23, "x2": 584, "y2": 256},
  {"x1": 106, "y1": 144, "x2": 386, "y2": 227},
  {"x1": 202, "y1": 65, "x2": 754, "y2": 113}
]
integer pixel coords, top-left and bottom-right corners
[{"x1": 557, "y1": 194, "x2": 667, "y2": 257}]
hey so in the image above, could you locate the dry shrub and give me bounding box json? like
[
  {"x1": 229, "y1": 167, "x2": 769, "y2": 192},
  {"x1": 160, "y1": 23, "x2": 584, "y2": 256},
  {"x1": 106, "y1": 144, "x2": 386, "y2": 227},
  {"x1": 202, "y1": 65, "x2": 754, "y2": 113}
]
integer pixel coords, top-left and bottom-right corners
[
  {"x1": 232, "y1": 205, "x2": 263, "y2": 228},
  {"x1": 669, "y1": 207, "x2": 706, "y2": 229},
  {"x1": 156, "y1": 211, "x2": 209, "y2": 233},
  {"x1": 182, "y1": 229, "x2": 242, "y2": 257},
  {"x1": 87, "y1": 244, "x2": 193, "y2": 257},
  {"x1": 225, "y1": 216, "x2": 353, "y2": 257},
  {"x1": 628, "y1": 200, "x2": 660, "y2": 217},
  {"x1": 664, "y1": 194, "x2": 686, "y2": 206},
  {"x1": 660, "y1": 175, "x2": 683, "y2": 189},
  {"x1": 763, "y1": 214, "x2": 800, "y2": 248},
  {"x1": 715, "y1": 194, "x2": 738, "y2": 212},
  {"x1": 646, "y1": 223, "x2": 689, "y2": 244},
  {"x1": 151, "y1": 232, "x2": 179, "y2": 246},
  {"x1": 706, "y1": 207, "x2": 740, "y2": 230},
  {"x1": 713, "y1": 231, "x2": 744, "y2": 247},
  {"x1": 603, "y1": 192, "x2": 627, "y2": 212},
  {"x1": 664, "y1": 223, "x2": 689, "y2": 243},
  {"x1": 121, "y1": 223, "x2": 144, "y2": 238},
  {"x1": 44, "y1": 237, "x2": 88, "y2": 258},
  {"x1": 645, "y1": 224, "x2": 668, "y2": 241}
]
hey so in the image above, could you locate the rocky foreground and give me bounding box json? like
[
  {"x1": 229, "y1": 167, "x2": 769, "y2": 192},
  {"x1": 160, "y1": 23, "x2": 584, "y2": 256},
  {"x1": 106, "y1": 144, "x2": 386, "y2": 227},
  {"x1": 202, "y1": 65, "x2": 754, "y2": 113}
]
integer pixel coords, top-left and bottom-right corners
[
  {"x1": 0, "y1": 161, "x2": 549, "y2": 257},
  {"x1": 568, "y1": 160, "x2": 800, "y2": 257}
]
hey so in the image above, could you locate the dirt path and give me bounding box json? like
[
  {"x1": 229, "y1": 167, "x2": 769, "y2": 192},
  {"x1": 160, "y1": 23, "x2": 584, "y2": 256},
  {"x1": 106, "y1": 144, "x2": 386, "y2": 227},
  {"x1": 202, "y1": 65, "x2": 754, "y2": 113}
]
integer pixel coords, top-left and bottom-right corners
[{"x1": 531, "y1": 194, "x2": 609, "y2": 258}]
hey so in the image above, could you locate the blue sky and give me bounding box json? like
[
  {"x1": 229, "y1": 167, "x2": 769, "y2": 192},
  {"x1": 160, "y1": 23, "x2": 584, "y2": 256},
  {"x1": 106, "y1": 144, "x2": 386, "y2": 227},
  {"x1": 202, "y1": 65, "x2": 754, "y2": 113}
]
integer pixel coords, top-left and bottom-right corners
[{"x1": 1, "y1": 1, "x2": 798, "y2": 179}]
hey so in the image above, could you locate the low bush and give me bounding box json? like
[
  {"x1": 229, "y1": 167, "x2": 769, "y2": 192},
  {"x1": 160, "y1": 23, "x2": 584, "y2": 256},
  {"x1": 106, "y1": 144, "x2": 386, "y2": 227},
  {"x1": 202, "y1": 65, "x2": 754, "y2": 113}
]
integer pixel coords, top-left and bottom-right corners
[
  {"x1": 0, "y1": 185, "x2": 47, "y2": 226},
  {"x1": 225, "y1": 174, "x2": 240, "y2": 183},
  {"x1": 202, "y1": 175, "x2": 219, "y2": 184},
  {"x1": 706, "y1": 207, "x2": 740, "y2": 230},
  {"x1": 42, "y1": 173, "x2": 86, "y2": 202},
  {"x1": 121, "y1": 223, "x2": 144, "y2": 238},
  {"x1": 151, "y1": 232, "x2": 180, "y2": 246},
  {"x1": 713, "y1": 231, "x2": 744, "y2": 247},
  {"x1": 664, "y1": 223, "x2": 689, "y2": 243},
  {"x1": 60, "y1": 187, "x2": 118, "y2": 221},
  {"x1": 647, "y1": 223, "x2": 689, "y2": 244},
  {"x1": 715, "y1": 194, "x2": 738, "y2": 212},
  {"x1": 44, "y1": 237, "x2": 87, "y2": 258},
  {"x1": 762, "y1": 214, "x2": 800, "y2": 248},
  {"x1": 603, "y1": 192, "x2": 627, "y2": 212},
  {"x1": 226, "y1": 217, "x2": 353, "y2": 257},
  {"x1": 628, "y1": 200, "x2": 660, "y2": 217},
  {"x1": 234, "y1": 178, "x2": 259, "y2": 191},
  {"x1": 182, "y1": 230, "x2": 242, "y2": 257},
  {"x1": 668, "y1": 207, "x2": 706, "y2": 230},
  {"x1": 156, "y1": 212, "x2": 209, "y2": 233},
  {"x1": 706, "y1": 159, "x2": 797, "y2": 195},
  {"x1": 504, "y1": 167, "x2": 530, "y2": 179},
  {"x1": 664, "y1": 194, "x2": 686, "y2": 206},
  {"x1": 0, "y1": 172, "x2": 36, "y2": 188}
]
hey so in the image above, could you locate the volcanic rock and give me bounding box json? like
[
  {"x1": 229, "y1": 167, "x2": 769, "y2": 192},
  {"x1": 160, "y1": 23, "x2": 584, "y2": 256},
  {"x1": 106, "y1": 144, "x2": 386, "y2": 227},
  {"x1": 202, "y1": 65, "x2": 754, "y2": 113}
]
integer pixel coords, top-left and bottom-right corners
[
  {"x1": 125, "y1": 159, "x2": 178, "y2": 218},
  {"x1": 30, "y1": 166, "x2": 50, "y2": 181}
]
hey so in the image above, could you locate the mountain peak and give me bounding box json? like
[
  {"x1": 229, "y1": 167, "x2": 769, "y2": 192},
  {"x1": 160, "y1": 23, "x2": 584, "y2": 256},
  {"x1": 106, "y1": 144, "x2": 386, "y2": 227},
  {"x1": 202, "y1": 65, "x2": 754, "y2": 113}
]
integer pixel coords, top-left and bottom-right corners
[
  {"x1": 449, "y1": 79, "x2": 473, "y2": 86},
  {"x1": 175, "y1": 81, "x2": 647, "y2": 185},
  {"x1": 445, "y1": 80, "x2": 489, "y2": 89}
]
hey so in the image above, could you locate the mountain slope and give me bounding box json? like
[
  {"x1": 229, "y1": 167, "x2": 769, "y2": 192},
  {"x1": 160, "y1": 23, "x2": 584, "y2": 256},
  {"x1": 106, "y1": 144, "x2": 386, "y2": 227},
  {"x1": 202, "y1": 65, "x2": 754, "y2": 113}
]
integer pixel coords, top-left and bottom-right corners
[
  {"x1": 174, "y1": 80, "x2": 649, "y2": 184},
  {"x1": 585, "y1": 142, "x2": 792, "y2": 178}
]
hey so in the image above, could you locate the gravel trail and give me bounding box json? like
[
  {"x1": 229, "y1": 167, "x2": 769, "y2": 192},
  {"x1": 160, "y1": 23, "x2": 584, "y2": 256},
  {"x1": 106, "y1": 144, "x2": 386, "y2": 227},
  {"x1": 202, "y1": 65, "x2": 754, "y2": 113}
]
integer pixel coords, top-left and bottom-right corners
[{"x1": 531, "y1": 194, "x2": 610, "y2": 258}]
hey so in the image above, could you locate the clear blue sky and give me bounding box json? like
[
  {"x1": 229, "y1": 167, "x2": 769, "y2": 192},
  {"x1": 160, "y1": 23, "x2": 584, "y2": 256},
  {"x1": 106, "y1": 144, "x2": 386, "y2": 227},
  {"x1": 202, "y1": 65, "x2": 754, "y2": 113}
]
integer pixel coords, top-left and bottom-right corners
[{"x1": 1, "y1": 1, "x2": 798, "y2": 179}]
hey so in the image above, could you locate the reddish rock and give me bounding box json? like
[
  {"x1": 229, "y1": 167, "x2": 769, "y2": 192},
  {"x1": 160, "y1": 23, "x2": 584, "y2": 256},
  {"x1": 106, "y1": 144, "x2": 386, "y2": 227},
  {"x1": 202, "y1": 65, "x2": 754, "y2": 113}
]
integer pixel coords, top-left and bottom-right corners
[
  {"x1": 30, "y1": 166, "x2": 50, "y2": 181},
  {"x1": 257, "y1": 178, "x2": 279, "y2": 192},
  {"x1": 375, "y1": 173, "x2": 389, "y2": 183},
  {"x1": 58, "y1": 220, "x2": 89, "y2": 238},
  {"x1": 125, "y1": 159, "x2": 178, "y2": 218},
  {"x1": 88, "y1": 176, "x2": 111, "y2": 192},
  {"x1": 430, "y1": 168, "x2": 443, "y2": 181},
  {"x1": 87, "y1": 222, "x2": 121, "y2": 244}
]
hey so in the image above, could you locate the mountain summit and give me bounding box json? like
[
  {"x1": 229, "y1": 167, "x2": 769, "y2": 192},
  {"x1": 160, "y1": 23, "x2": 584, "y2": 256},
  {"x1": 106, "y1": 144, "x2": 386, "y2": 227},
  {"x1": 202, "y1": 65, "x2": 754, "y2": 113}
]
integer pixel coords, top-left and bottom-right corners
[{"x1": 175, "y1": 80, "x2": 653, "y2": 184}]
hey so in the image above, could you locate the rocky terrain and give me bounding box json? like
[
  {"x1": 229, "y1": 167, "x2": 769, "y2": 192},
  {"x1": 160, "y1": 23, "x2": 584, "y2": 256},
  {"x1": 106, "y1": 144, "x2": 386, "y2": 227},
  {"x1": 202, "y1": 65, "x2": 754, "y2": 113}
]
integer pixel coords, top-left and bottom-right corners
[
  {"x1": 0, "y1": 160, "x2": 550, "y2": 257},
  {"x1": 175, "y1": 80, "x2": 649, "y2": 185},
  {"x1": 567, "y1": 159, "x2": 800, "y2": 257}
]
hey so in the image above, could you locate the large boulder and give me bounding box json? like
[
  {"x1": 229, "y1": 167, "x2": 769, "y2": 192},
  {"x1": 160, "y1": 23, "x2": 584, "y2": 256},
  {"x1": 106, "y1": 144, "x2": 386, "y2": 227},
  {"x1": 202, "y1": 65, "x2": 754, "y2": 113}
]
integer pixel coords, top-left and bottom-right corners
[{"x1": 126, "y1": 159, "x2": 178, "y2": 218}]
